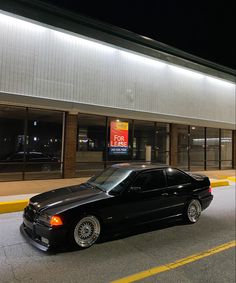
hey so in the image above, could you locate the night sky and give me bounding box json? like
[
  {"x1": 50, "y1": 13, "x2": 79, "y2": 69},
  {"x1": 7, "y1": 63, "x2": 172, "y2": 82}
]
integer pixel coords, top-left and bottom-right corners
[{"x1": 41, "y1": 0, "x2": 236, "y2": 70}]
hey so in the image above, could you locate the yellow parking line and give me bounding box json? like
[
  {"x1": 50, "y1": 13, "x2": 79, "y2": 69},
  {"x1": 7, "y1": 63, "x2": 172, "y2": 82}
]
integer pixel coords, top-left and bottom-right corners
[{"x1": 111, "y1": 240, "x2": 236, "y2": 283}]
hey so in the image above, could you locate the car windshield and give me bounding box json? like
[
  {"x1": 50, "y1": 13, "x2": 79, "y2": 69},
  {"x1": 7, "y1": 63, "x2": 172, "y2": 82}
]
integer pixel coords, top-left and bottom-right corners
[{"x1": 88, "y1": 167, "x2": 132, "y2": 193}]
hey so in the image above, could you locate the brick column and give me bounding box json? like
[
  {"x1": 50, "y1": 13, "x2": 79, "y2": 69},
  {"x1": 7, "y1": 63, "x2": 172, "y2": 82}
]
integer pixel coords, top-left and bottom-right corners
[
  {"x1": 233, "y1": 130, "x2": 236, "y2": 169},
  {"x1": 63, "y1": 113, "x2": 78, "y2": 178},
  {"x1": 170, "y1": 124, "x2": 178, "y2": 167}
]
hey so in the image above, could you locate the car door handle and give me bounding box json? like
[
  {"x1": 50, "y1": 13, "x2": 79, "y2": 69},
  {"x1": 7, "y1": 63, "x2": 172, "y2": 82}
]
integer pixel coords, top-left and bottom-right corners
[{"x1": 161, "y1": 193, "x2": 169, "y2": 196}]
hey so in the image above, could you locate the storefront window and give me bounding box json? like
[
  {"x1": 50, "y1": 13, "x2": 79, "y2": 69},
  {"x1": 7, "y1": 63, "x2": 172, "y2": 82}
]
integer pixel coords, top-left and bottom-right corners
[
  {"x1": 177, "y1": 125, "x2": 189, "y2": 169},
  {"x1": 0, "y1": 105, "x2": 25, "y2": 181},
  {"x1": 190, "y1": 126, "x2": 205, "y2": 170},
  {"x1": 133, "y1": 120, "x2": 155, "y2": 161},
  {"x1": 0, "y1": 106, "x2": 64, "y2": 181},
  {"x1": 206, "y1": 128, "x2": 219, "y2": 169},
  {"x1": 76, "y1": 116, "x2": 170, "y2": 172},
  {"x1": 221, "y1": 129, "x2": 233, "y2": 169},
  {"x1": 155, "y1": 123, "x2": 170, "y2": 165},
  {"x1": 1, "y1": 105, "x2": 232, "y2": 181},
  {"x1": 25, "y1": 109, "x2": 63, "y2": 180},
  {"x1": 76, "y1": 114, "x2": 106, "y2": 177}
]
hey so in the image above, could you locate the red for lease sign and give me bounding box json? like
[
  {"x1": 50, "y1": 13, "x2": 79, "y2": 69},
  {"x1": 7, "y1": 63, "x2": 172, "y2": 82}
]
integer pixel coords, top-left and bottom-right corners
[{"x1": 110, "y1": 121, "x2": 129, "y2": 154}]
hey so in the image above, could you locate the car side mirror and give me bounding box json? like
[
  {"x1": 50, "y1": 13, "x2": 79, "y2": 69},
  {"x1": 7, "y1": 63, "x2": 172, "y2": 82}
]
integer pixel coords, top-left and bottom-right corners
[{"x1": 128, "y1": 186, "x2": 142, "y2": 193}]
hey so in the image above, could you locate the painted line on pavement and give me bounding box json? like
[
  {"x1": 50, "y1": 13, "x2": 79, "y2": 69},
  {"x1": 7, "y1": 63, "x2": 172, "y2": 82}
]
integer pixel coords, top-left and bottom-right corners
[
  {"x1": 0, "y1": 199, "x2": 28, "y2": 214},
  {"x1": 111, "y1": 240, "x2": 236, "y2": 283}
]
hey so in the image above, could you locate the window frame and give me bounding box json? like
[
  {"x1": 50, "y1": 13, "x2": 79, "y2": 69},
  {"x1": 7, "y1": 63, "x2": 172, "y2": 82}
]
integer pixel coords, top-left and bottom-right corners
[
  {"x1": 165, "y1": 168, "x2": 192, "y2": 187},
  {"x1": 131, "y1": 169, "x2": 168, "y2": 193}
]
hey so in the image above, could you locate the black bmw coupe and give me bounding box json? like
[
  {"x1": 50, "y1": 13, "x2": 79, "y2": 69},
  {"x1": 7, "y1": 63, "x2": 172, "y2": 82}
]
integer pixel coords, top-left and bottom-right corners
[{"x1": 21, "y1": 164, "x2": 213, "y2": 251}]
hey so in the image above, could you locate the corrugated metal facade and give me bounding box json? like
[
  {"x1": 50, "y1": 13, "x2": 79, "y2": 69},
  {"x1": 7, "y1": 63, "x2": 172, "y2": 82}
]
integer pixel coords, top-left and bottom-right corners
[{"x1": 0, "y1": 11, "x2": 235, "y2": 128}]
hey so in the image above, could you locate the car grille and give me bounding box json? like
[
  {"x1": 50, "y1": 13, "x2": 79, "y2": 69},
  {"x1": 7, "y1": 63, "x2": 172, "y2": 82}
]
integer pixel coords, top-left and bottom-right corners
[{"x1": 24, "y1": 204, "x2": 37, "y2": 222}]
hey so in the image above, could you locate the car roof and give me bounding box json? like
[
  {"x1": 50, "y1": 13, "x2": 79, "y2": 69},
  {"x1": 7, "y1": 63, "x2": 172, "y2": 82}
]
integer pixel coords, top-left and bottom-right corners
[{"x1": 111, "y1": 162, "x2": 171, "y2": 171}]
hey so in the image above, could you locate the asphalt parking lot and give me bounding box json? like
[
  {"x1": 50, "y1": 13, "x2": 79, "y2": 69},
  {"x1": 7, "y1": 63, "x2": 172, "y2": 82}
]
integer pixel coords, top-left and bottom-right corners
[{"x1": 0, "y1": 184, "x2": 235, "y2": 283}]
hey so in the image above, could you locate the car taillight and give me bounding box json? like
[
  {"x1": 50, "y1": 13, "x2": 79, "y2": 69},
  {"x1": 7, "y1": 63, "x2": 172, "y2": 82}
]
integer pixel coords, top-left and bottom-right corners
[
  {"x1": 208, "y1": 187, "x2": 212, "y2": 194},
  {"x1": 50, "y1": 215, "x2": 63, "y2": 226}
]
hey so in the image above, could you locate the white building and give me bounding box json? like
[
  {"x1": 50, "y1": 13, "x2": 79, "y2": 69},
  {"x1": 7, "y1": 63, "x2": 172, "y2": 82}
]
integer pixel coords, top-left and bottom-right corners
[{"x1": 0, "y1": 0, "x2": 235, "y2": 182}]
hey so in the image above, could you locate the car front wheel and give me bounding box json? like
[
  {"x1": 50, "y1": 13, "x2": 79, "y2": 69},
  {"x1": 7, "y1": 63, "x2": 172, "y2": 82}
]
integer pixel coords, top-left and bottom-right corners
[
  {"x1": 72, "y1": 215, "x2": 101, "y2": 248},
  {"x1": 185, "y1": 199, "x2": 201, "y2": 223}
]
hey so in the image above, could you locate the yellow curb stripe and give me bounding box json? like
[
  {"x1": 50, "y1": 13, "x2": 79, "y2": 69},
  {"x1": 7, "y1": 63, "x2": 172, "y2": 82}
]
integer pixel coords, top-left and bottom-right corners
[
  {"x1": 210, "y1": 180, "x2": 229, "y2": 187},
  {"x1": 0, "y1": 199, "x2": 28, "y2": 214},
  {"x1": 111, "y1": 240, "x2": 236, "y2": 283},
  {"x1": 227, "y1": 177, "x2": 236, "y2": 182}
]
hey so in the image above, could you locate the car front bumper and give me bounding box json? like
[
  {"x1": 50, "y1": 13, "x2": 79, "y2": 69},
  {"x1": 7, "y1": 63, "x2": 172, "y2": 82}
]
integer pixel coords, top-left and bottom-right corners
[{"x1": 20, "y1": 217, "x2": 68, "y2": 251}]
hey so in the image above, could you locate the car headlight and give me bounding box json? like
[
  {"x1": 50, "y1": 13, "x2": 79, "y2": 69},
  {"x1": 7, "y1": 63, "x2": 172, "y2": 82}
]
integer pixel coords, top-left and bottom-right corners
[
  {"x1": 38, "y1": 213, "x2": 51, "y2": 226},
  {"x1": 38, "y1": 213, "x2": 63, "y2": 227}
]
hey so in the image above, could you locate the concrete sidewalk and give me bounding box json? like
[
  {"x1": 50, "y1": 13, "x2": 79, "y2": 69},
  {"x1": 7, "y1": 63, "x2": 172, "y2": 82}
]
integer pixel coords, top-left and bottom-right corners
[
  {"x1": 0, "y1": 177, "x2": 89, "y2": 196},
  {"x1": 0, "y1": 170, "x2": 235, "y2": 214},
  {"x1": 196, "y1": 170, "x2": 235, "y2": 180}
]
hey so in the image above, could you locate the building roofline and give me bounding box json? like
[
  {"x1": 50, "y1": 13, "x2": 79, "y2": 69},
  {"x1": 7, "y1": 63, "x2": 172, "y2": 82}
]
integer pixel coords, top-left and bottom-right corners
[{"x1": 0, "y1": 0, "x2": 236, "y2": 81}]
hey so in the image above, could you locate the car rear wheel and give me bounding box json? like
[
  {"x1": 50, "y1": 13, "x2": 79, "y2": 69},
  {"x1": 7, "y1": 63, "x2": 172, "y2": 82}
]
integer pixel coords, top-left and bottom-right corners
[
  {"x1": 185, "y1": 199, "x2": 201, "y2": 223},
  {"x1": 72, "y1": 215, "x2": 101, "y2": 248}
]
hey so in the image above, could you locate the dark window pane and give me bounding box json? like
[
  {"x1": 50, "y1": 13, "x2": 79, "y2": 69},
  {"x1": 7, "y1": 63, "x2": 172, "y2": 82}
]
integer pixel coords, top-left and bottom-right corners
[
  {"x1": 166, "y1": 168, "x2": 190, "y2": 186},
  {"x1": 221, "y1": 129, "x2": 232, "y2": 169},
  {"x1": 133, "y1": 120, "x2": 155, "y2": 160},
  {"x1": 78, "y1": 114, "x2": 106, "y2": 153},
  {"x1": 206, "y1": 128, "x2": 219, "y2": 169},
  {"x1": 190, "y1": 126, "x2": 205, "y2": 170},
  {"x1": 76, "y1": 114, "x2": 106, "y2": 177},
  {"x1": 89, "y1": 167, "x2": 132, "y2": 192},
  {"x1": 155, "y1": 123, "x2": 170, "y2": 165},
  {"x1": 7, "y1": 153, "x2": 24, "y2": 161},
  {"x1": 134, "y1": 170, "x2": 166, "y2": 191},
  {"x1": 25, "y1": 108, "x2": 63, "y2": 180},
  {"x1": 133, "y1": 173, "x2": 149, "y2": 188},
  {"x1": 0, "y1": 105, "x2": 25, "y2": 181},
  {"x1": 172, "y1": 124, "x2": 188, "y2": 170}
]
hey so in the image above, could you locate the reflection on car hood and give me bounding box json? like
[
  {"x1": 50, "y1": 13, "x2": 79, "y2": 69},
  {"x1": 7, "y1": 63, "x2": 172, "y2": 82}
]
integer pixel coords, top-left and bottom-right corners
[{"x1": 30, "y1": 183, "x2": 104, "y2": 212}]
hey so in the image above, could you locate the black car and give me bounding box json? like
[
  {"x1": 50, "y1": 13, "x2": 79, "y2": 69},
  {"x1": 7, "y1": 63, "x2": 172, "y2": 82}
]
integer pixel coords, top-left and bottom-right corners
[{"x1": 21, "y1": 163, "x2": 213, "y2": 251}]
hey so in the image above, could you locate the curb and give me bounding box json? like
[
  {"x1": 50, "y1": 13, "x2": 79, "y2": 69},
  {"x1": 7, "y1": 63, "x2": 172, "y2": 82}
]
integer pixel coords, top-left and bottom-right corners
[
  {"x1": 0, "y1": 200, "x2": 28, "y2": 214},
  {"x1": 227, "y1": 177, "x2": 236, "y2": 182},
  {"x1": 210, "y1": 180, "x2": 230, "y2": 188}
]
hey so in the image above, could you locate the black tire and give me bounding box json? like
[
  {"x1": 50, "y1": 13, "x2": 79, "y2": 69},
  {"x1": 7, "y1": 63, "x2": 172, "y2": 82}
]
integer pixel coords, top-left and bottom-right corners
[
  {"x1": 70, "y1": 215, "x2": 101, "y2": 249},
  {"x1": 184, "y1": 199, "x2": 202, "y2": 224}
]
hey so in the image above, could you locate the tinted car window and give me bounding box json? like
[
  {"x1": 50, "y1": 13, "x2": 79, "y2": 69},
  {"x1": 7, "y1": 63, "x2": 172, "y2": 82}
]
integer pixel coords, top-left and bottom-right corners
[
  {"x1": 166, "y1": 168, "x2": 191, "y2": 186},
  {"x1": 88, "y1": 167, "x2": 132, "y2": 192},
  {"x1": 133, "y1": 170, "x2": 166, "y2": 191}
]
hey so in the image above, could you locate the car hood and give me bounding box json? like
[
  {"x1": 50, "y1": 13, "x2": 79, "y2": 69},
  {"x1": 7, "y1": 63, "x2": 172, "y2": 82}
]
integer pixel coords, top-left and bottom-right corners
[{"x1": 29, "y1": 183, "x2": 104, "y2": 212}]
